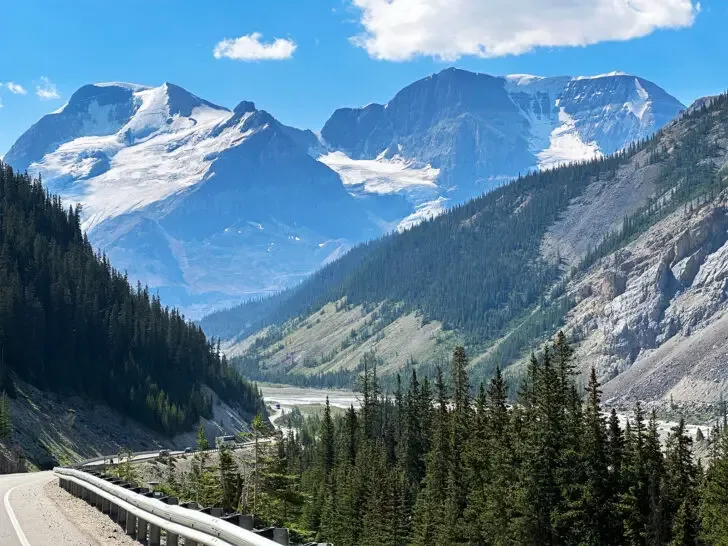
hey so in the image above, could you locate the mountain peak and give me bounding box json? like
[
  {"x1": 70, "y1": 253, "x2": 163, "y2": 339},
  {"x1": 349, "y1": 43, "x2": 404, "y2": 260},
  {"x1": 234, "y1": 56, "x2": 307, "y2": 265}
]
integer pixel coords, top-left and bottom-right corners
[{"x1": 234, "y1": 101, "x2": 257, "y2": 115}]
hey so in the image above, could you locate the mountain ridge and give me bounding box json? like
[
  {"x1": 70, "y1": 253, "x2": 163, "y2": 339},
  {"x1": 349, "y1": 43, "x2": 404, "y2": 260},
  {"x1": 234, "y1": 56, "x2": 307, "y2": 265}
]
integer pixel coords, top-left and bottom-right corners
[
  {"x1": 206, "y1": 93, "x2": 728, "y2": 406},
  {"x1": 5, "y1": 69, "x2": 685, "y2": 316}
]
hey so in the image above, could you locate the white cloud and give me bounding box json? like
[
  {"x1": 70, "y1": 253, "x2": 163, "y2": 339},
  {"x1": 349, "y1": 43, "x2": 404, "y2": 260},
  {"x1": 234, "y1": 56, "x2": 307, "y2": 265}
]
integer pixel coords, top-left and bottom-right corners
[
  {"x1": 213, "y1": 32, "x2": 297, "y2": 61},
  {"x1": 36, "y1": 76, "x2": 60, "y2": 100},
  {"x1": 6, "y1": 82, "x2": 27, "y2": 95},
  {"x1": 350, "y1": 0, "x2": 699, "y2": 61}
]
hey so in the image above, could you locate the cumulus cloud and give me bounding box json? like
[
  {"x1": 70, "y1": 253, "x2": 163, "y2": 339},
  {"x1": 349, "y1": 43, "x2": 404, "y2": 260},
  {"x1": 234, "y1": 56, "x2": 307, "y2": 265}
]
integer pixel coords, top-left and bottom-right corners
[
  {"x1": 36, "y1": 76, "x2": 60, "y2": 100},
  {"x1": 350, "y1": 0, "x2": 699, "y2": 61},
  {"x1": 213, "y1": 32, "x2": 297, "y2": 61},
  {"x1": 6, "y1": 82, "x2": 27, "y2": 95}
]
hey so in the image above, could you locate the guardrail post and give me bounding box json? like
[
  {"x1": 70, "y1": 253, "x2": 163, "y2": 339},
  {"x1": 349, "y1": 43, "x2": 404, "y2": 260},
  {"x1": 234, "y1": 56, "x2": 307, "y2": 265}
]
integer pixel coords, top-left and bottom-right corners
[
  {"x1": 125, "y1": 509, "x2": 137, "y2": 537},
  {"x1": 165, "y1": 497, "x2": 179, "y2": 546},
  {"x1": 239, "y1": 514, "x2": 254, "y2": 530},
  {"x1": 109, "y1": 500, "x2": 118, "y2": 520},
  {"x1": 181, "y1": 501, "x2": 200, "y2": 546},
  {"x1": 136, "y1": 518, "x2": 148, "y2": 542},
  {"x1": 273, "y1": 527, "x2": 290, "y2": 545},
  {"x1": 148, "y1": 523, "x2": 161, "y2": 546}
]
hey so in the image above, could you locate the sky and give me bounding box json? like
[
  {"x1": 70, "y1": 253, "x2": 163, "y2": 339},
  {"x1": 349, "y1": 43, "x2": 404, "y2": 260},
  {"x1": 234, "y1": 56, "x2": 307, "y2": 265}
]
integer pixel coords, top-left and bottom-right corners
[{"x1": 0, "y1": 0, "x2": 726, "y2": 156}]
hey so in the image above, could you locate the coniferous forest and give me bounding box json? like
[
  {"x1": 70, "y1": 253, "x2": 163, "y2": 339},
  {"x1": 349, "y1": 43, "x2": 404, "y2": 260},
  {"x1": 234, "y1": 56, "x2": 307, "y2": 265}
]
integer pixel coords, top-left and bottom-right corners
[
  {"x1": 253, "y1": 334, "x2": 728, "y2": 545},
  {"x1": 0, "y1": 163, "x2": 264, "y2": 434}
]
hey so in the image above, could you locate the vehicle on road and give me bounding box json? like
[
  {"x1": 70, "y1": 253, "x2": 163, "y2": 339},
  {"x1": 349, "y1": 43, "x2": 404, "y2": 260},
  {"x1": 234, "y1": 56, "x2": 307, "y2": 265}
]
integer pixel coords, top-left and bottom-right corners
[
  {"x1": 184, "y1": 447, "x2": 193, "y2": 453},
  {"x1": 215, "y1": 435, "x2": 237, "y2": 449}
]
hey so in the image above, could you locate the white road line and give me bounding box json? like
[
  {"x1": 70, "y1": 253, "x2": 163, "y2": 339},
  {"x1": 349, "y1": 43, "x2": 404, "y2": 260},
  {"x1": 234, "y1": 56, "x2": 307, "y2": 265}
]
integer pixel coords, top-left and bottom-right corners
[{"x1": 3, "y1": 484, "x2": 31, "y2": 546}]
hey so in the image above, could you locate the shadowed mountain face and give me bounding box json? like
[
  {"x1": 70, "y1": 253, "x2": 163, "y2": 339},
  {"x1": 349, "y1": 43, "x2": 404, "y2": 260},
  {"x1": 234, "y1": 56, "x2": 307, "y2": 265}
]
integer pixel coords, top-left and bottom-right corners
[
  {"x1": 5, "y1": 82, "x2": 408, "y2": 317},
  {"x1": 322, "y1": 69, "x2": 685, "y2": 194},
  {"x1": 5, "y1": 70, "x2": 683, "y2": 316}
]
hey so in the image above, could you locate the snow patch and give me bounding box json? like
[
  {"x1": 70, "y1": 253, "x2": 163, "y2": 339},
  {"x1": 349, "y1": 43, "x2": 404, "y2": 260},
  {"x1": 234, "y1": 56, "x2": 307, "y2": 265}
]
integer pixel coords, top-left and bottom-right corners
[
  {"x1": 537, "y1": 108, "x2": 603, "y2": 170},
  {"x1": 28, "y1": 83, "x2": 258, "y2": 231},
  {"x1": 397, "y1": 197, "x2": 449, "y2": 232},
  {"x1": 319, "y1": 151, "x2": 439, "y2": 198},
  {"x1": 624, "y1": 78, "x2": 651, "y2": 121},
  {"x1": 573, "y1": 71, "x2": 631, "y2": 80}
]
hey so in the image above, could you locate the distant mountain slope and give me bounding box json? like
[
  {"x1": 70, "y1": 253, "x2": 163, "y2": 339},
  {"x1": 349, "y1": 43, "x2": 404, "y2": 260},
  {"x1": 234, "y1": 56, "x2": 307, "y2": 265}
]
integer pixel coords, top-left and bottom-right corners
[
  {"x1": 206, "y1": 94, "x2": 728, "y2": 402},
  {"x1": 0, "y1": 162, "x2": 264, "y2": 437},
  {"x1": 5, "y1": 71, "x2": 683, "y2": 317},
  {"x1": 5, "y1": 83, "x2": 407, "y2": 316},
  {"x1": 321, "y1": 69, "x2": 685, "y2": 199}
]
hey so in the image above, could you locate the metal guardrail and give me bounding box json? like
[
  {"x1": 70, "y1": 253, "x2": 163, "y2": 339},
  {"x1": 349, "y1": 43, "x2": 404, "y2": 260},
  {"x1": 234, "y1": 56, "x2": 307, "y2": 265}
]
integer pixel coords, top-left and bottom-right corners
[{"x1": 55, "y1": 466, "x2": 285, "y2": 546}]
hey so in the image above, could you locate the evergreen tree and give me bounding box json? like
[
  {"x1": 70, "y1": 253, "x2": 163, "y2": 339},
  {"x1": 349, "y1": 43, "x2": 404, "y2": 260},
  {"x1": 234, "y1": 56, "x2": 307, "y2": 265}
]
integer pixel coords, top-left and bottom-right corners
[
  {"x1": 575, "y1": 368, "x2": 614, "y2": 545},
  {"x1": 320, "y1": 397, "x2": 334, "y2": 476},
  {"x1": 196, "y1": 424, "x2": 210, "y2": 452},
  {"x1": 219, "y1": 445, "x2": 241, "y2": 509},
  {"x1": 0, "y1": 392, "x2": 11, "y2": 440},
  {"x1": 701, "y1": 427, "x2": 728, "y2": 543}
]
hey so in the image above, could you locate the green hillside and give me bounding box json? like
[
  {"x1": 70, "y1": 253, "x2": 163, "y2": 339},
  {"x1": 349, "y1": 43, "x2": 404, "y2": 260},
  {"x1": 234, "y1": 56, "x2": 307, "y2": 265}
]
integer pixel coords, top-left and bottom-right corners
[{"x1": 0, "y1": 163, "x2": 264, "y2": 435}]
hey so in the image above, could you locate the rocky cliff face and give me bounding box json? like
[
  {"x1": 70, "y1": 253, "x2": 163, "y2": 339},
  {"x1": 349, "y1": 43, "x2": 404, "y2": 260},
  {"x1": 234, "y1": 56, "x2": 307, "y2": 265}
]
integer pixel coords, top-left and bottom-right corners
[
  {"x1": 550, "y1": 101, "x2": 728, "y2": 405},
  {"x1": 564, "y1": 199, "x2": 728, "y2": 405}
]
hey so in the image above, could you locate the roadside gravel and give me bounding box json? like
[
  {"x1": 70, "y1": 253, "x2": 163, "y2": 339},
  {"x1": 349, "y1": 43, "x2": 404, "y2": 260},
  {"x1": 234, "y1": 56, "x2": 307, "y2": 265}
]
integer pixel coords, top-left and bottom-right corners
[{"x1": 43, "y1": 478, "x2": 138, "y2": 545}]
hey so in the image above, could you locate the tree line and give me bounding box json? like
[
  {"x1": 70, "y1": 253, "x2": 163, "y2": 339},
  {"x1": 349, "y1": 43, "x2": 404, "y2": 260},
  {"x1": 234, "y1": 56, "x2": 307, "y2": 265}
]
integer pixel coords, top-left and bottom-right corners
[
  {"x1": 0, "y1": 163, "x2": 264, "y2": 435},
  {"x1": 267, "y1": 335, "x2": 728, "y2": 545}
]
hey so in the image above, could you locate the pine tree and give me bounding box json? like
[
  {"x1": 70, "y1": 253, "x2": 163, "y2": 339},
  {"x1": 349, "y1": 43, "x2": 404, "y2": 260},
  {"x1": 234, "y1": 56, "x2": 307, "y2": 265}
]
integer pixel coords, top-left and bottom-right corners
[
  {"x1": 664, "y1": 418, "x2": 697, "y2": 535},
  {"x1": 620, "y1": 403, "x2": 651, "y2": 545},
  {"x1": 412, "y1": 366, "x2": 450, "y2": 545},
  {"x1": 196, "y1": 424, "x2": 210, "y2": 452},
  {"x1": 320, "y1": 397, "x2": 334, "y2": 476},
  {"x1": 607, "y1": 408, "x2": 625, "y2": 540},
  {"x1": 445, "y1": 346, "x2": 471, "y2": 542},
  {"x1": 0, "y1": 392, "x2": 11, "y2": 440},
  {"x1": 645, "y1": 410, "x2": 669, "y2": 544},
  {"x1": 219, "y1": 445, "x2": 241, "y2": 509},
  {"x1": 575, "y1": 368, "x2": 613, "y2": 545},
  {"x1": 700, "y1": 427, "x2": 728, "y2": 543}
]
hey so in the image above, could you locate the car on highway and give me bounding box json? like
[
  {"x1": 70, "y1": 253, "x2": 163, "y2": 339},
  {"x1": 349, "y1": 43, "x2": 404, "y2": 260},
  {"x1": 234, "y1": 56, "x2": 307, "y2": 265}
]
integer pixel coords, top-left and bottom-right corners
[{"x1": 184, "y1": 447, "x2": 193, "y2": 453}]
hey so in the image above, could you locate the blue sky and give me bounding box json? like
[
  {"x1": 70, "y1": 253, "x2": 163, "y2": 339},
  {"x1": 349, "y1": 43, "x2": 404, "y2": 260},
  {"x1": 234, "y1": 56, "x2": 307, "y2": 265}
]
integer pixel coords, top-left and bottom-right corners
[{"x1": 1, "y1": 0, "x2": 726, "y2": 156}]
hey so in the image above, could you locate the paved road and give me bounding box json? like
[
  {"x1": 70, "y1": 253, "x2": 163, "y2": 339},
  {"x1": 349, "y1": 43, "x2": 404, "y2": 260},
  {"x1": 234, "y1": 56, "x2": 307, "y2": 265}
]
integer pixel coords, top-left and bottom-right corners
[{"x1": 0, "y1": 471, "x2": 98, "y2": 546}]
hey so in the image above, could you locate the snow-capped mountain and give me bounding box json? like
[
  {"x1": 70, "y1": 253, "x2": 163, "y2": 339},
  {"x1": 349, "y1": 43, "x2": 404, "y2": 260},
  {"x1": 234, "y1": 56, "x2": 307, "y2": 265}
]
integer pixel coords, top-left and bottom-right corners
[
  {"x1": 5, "y1": 82, "x2": 407, "y2": 316},
  {"x1": 321, "y1": 68, "x2": 685, "y2": 209},
  {"x1": 4, "y1": 70, "x2": 684, "y2": 316}
]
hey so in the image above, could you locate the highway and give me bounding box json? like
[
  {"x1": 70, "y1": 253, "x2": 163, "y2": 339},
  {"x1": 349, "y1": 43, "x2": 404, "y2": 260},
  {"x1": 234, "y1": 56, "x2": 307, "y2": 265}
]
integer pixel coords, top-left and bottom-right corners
[
  {"x1": 0, "y1": 471, "x2": 99, "y2": 546},
  {"x1": 0, "y1": 430, "x2": 279, "y2": 545}
]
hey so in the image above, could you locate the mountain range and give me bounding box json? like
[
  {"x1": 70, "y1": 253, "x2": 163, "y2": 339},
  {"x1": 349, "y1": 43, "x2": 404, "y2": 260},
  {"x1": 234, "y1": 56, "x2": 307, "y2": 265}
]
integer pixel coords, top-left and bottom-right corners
[
  {"x1": 4, "y1": 68, "x2": 685, "y2": 316},
  {"x1": 204, "y1": 92, "x2": 728, "y2": 411}
]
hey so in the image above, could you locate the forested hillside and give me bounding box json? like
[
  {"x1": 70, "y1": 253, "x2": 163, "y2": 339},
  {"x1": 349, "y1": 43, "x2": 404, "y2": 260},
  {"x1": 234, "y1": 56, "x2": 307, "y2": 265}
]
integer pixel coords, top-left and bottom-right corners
[
  {"x1": 204, "y1": 94, "x2": 728, "y2": 389},
  {"x1": 0, "y1": 163, "x2": 264, "y2": 435},
  {"x1": 203, "y1": 146, "x2": 635, "y2": 340},
  {"x1": 287, "y1": 339, "x2": 728, "y2": 544},
  {"x1": 149, "y1": 337, "x2": 728, "y2": 544}
]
